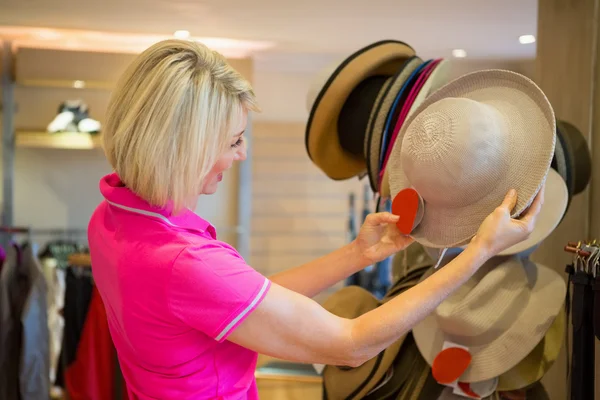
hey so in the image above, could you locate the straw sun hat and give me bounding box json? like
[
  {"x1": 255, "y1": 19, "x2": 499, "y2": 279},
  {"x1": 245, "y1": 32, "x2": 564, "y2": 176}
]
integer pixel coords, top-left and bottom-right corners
[
  {"x1": 428, "y1": 168, "x2": 568, "y2": 256},
  {"x1": 387, "y1": 69, "x2": 556, "y2": 248},
  {"x1": 413, "y1": 255, "x2": 566, "y2": 383}
]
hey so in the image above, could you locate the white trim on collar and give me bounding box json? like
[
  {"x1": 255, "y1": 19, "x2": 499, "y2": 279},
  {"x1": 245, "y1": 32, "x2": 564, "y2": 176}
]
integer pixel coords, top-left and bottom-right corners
[{"x1": 106, "y1": 200, "x2": 177, "y2": 227}]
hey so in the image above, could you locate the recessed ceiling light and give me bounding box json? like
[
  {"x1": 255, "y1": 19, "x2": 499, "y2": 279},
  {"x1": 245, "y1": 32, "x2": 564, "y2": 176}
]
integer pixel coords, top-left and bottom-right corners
[
  {"x1": 174, "y1": 30, "x2": 191, "y2": 39},
  {"x1": 519, "y1": 35, "x2": 536, "y2": 44},
  {"x1": 452, "y1": 49, "x2": 467, "y2": 58}
]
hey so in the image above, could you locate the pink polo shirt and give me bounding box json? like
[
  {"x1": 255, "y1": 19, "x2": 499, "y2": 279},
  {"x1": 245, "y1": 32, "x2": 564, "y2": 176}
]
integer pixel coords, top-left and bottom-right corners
[{"x1": 88, "y1": 173, "x2": 271, "y2": 399}]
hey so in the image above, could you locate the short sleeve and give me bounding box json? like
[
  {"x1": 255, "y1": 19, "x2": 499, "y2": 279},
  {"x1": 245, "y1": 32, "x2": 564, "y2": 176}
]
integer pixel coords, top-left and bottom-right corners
[{"x1": 167, "y1": 242, "x2": 271, "y2": 342}]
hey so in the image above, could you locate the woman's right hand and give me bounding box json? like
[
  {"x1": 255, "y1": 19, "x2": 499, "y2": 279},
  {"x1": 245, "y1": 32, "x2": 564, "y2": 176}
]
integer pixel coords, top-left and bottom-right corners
[{"x1": 470, "y1": 186, "x2": 545, "y2": 258}]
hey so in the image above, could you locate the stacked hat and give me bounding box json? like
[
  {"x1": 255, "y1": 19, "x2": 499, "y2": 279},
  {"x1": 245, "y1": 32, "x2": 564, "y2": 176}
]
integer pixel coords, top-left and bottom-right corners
[
  {"x1": 319, "y1": 245, "x2": 436, "y2": 400},
  {"x1": 305, "y1": 40, "x2": 591, "y2": 252},
  {"x1": 411, "y1": 255, "x2": 566, "y2": 397},
  {"x1": 305, "y1": 40, "x2": 451, "y2": 195}
]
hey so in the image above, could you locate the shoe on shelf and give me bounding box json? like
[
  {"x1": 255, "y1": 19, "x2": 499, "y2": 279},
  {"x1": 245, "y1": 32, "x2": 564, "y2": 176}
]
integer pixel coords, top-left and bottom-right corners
[
  {"x1": 47, "y1": 110, "x2": 77, "y2": 133},
  {"x1": 78, "y1": 118, "x2": 101, "y2": 134},
  {"x1": 46, "y1": 100, "x2": 101, "y2": 134}
]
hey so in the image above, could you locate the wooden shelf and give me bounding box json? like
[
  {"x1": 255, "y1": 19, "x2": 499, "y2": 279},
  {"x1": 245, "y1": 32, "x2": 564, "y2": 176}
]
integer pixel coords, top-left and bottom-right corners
[
  {"x1": 16, "y1": 131, "x2": 102, "y2": 150},
  {"x1": 16, "y1": 78, "x2": 114, "y2": 90}
]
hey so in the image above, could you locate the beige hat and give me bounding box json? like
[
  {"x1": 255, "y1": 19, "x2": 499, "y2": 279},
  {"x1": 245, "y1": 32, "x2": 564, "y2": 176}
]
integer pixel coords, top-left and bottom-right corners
[
  {"x1": 421, "y1": 168, "x2": 567, "y2": 257},
  {"x1": 321, "y1": 286, "x2": 406, "y2": 400},
  {"x1": 322, "y1": 254, "x2": 436, "y2": 400},
  {"x1": 305, "y1": 40, "x2": 415, "y2": 181},
  {"x1": 496, "y1": 306, "x2": 565, "y2": 391},
  {"x1": 497, "y1": 168, "x2": 567, "y2": 255},
  {"x1": 412, "y1": 256, "x2": 566, "y2": 383},
  {"x1": 387, "y1": 69, "x2": 555, "y2": 248}
]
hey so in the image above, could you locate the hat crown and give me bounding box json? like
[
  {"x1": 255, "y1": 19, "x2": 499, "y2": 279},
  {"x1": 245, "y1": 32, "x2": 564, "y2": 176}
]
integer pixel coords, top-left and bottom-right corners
[
  {"x1": 435, "y1": 257, "x2": 530, "y2": 347},
  {"x1": 401, "y1": 97, "x2": 511, "y2": 208}
]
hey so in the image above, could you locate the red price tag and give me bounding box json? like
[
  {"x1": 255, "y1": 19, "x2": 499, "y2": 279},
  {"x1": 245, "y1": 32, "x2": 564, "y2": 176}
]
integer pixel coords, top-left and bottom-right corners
[
  {"x1": 391, "y1": 188, "x2": 422, "y2": 235},
  {"x1": 432, "y1": 347, "x2": 472, "y2": 385}
]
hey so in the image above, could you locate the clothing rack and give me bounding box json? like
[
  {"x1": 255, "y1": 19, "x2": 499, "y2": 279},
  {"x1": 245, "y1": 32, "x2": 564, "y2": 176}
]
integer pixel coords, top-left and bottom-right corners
[
  {"x1": 563, "y1": 240, "x2": 600, "y2": 400},
  {"x1": 67, "y1": 252, "x2": 92, "y2": 268},
  {"x1": 1, "y1": 225, "x2": 87, "y2": 244}
]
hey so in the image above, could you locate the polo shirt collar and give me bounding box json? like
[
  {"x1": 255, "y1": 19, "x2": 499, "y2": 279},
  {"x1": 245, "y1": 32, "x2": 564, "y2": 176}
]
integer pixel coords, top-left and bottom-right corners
[{"x1": 99, "y1": 172, "x2": 216, "y2": 238}]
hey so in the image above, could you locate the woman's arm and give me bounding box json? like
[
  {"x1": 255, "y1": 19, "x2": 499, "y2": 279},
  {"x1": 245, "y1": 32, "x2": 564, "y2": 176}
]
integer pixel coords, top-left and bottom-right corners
[
  {"x1": 268, "y1": 213, "x2": 413, "y2": 298},
  {"x1": 228, "y1": 188, "x2": 542, "y2": 366},
  {"x1": 267, "y1": 241, "x2": 367, "y2": 298},
  {"x1": 228, "y1": 241, "x2": 489, "y2": 366}
]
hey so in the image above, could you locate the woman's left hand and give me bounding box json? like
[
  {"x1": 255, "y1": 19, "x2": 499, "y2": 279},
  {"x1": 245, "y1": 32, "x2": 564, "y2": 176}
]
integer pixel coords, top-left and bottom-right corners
[{"x1": 354, "y1": 212, "x2": 414, "y2": 266}]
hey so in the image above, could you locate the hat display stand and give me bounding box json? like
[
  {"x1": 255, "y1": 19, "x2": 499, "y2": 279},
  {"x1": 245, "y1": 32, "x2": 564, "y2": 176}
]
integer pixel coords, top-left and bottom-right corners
[{"x1": 306, "y1": 39, "x2": 593, "y2": 400}]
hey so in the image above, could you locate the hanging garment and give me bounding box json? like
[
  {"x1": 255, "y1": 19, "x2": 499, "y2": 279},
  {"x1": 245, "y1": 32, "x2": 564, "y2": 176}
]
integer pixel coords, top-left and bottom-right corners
[
  {"x1": 0, "y1": 243, "x2": 50, "y2": 400},
  {"x1": 39, "y1": 256, "x2": 65, "y2": 383},
  {"x1": 64, "y1": 285, "x2": 129, "y2": 400},
  {"x1": 0, "y1": 245, "x2": 5, "y2": 268},
  {"x1": 54, "y1": 266, "x2": 94, "y2": 389},
  {"x1": 0, "y1": 243, "x2": 21, "y2": 400},
  {"x1": 38, "y1": 240, "x2": 87, "y2": 270},
  {"x1": 566, "y1": 264, "x2": 595, "y2": 400}
]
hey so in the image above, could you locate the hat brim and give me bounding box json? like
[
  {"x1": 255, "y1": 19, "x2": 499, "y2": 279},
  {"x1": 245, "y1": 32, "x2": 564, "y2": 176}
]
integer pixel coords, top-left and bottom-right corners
[
  {"x1": 497, "y1": 306, "x2": 565, "y2": 391},
  {"x1": 552, "y1": 122, "x2": 569, "y2": 188},
  {"x1": 322, "y1": 285, "x2": 406, "y2": 399},
  {"x1": 497, "y1": 168, "x2": 567, "y2": 255},
  {"x1": 447, "y1": 169, "x2": 567, "y2": 255},
  {"x1": 305, "y1": 40, "x2": 415, "y2": 180},
  {"x1": 362, "y1": 334, "x2": 422, "y2": 399},
  {"x1": 366, "y1": 56, "x2": 423, "y2": 192},
  {"x1": 388, "y1": 70, "x2": 556, "y2": 248},
  {"x1": 412, "y1": 258, "x2": 566, "y2": 382}
]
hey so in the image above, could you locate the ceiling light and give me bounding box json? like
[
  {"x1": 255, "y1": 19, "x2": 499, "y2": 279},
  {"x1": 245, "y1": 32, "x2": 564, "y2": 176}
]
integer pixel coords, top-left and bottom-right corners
[
  {"x1": 174, "y1": 30, "x2": 191, "y2": 39},
  {"x1": 519, "y1": 35, "x2": 536, "y2": 44},
  {"x1": 73, "y1": 80, "x2": 85, "y2": 89},
  {"x1": 452, "y1": 49, "x2": 467, "y2": 58},
  {"x1": 0, "y1": 26, "x2": 276, "y2": 59}
]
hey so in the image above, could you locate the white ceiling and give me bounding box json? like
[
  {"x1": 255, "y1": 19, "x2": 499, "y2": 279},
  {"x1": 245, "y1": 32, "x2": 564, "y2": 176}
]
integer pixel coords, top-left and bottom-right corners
[{"x1": 0, "y1": 0, "x2": 538, "y2": 61}]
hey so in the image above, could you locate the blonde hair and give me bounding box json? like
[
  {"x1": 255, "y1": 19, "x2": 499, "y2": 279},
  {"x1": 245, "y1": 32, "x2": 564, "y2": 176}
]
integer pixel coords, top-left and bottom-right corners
[{"x1": 103, "y1": 39, "x2": 259, "y2": 214}]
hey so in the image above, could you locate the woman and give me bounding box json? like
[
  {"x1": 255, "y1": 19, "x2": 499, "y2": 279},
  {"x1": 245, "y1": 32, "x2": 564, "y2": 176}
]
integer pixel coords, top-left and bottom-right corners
[{"x1": 88, "y1": 39, "x2": 543, "y2": 400}]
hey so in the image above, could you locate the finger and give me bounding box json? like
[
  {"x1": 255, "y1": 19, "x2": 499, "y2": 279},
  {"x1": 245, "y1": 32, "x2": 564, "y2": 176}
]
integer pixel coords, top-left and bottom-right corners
[
  {"x1": 367, "y1": 212, "x2": 400, "y2": 225},
  {"x1": 519, "y1": 186, "x2": 545, "y2": 224},
  {"x1": 499, "y1": 189, "x2": 518, "y2": 212}
]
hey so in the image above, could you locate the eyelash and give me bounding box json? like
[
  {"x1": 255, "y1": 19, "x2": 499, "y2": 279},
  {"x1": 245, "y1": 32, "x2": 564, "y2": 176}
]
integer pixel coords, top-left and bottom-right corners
[{"x1": 231, "y1": 137, "x2": 244, "y2": 148}]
